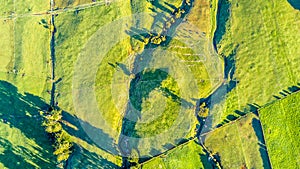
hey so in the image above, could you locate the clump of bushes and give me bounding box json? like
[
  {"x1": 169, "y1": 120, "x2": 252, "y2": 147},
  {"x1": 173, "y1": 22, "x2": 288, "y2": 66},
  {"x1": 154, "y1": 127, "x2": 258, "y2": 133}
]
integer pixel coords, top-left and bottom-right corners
[
  {"x1": 40, "y1": 109, "x2": 73, "y2": 163},
  {"x1": 198, "y1": 102, "x2": 209, "y2": 118}
]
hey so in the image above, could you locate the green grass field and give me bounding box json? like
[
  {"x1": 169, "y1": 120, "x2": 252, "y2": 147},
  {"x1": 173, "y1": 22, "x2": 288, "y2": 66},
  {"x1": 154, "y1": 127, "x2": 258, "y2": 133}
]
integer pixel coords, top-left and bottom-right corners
[
  {"x1": 259, "y1": 92, "x2": 300, "y2": 168},
  {"x1": 54, "y1": 0, "x2": 218, "y2": 161},
  {"x1": 0, "y1": 0, "x2": 299, "y2": 168},
  {"x1": 0, "y1": 13, "x2": 55, "y2": 168},
  {"x1": 0, "y1": 15, "x2": 51, "y2": 100},
  {"x1": 0, "y1": 0, "x2": 49, "y2": 16},
  {"x1": 210, "y1": 0, "x2": 300, "y2": 126},
  {"x1": 140, "y1": 140, "x2": 212, "y2": 169},
  {"x1": 204, "y1": 113, "x2": 271, "y2": 168},
  {"x1": 54, "y1": 0, "x2": 103, "y2": 9}
]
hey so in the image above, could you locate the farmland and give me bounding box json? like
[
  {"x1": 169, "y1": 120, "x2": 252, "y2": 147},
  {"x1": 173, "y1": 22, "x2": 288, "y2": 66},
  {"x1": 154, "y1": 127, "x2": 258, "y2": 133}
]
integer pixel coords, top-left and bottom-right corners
[
  {"x1": 203, "y1": 113, "x2": 271, "y2": 169},
  {"x1": 209, "y1": 0, "x2": 300, "y2": 127},
  {"x1": 54, "y1": 0, "x2": 219, "y2": 162},
  {"x1": 259, "y1": 91, "x2": 300, "y2": 168},
  {"x1": 140, "y1": 140, "x2": 212, "y2": 169},
  {"x1": 0, "y1": 0, "x2": 299, "y2": 168}
]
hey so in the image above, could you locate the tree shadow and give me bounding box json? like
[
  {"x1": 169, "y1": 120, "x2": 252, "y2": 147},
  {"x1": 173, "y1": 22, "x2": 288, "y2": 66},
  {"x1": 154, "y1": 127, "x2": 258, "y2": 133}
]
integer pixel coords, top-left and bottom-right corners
[
  {"x1": 223, "y1": 45, "x2": 238, "y2": 80},
  {"x1": 129, "y1": 69, "x2": 169, "y2": 111},
  {"x1": 273, "y1": 83, "x2": 300, "y2": 100},
  {"x1": 0, "y1": 80, "x2": 56, "y2": 168},
  {"x1": 66, "y1": 144, "x2": 119, "y2": 169},
  {"x1": 160, "y1": 87, "x2": 193, "y2": 108},
  {"x1": 0, "y1": 80, "x2": 120, "y2": 168},
  {"x1": 199, "y1": 153, "x2": 214, "y2": 169},
  {"x1": 288, "y1": 0, "x2": 300, "y2": 10},
  {"x1": 0, "y1": 138, "x2": 41, "y2": 169},
  {"x1": 252, "y1": 119, "x2": 272, "y2": 169},
  {"x1": 61, "y1": 111, "x2": 119, "y2": 156},
  {"x1": 213, "y1": 0, "x2": 231, "y2": 51},
  {"x1": 125, "y1": 27, "x2": 151, "y2": 43}
]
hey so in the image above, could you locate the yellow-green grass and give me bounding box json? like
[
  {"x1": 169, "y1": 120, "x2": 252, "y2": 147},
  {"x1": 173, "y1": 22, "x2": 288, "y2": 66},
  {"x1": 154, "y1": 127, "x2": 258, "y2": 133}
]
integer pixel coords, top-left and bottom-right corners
[
  {"x1": 54, "y1": 0, "x2": 103, "y2": 9},
  {"x1": 0, "y1": 0, "x2": 49, "y2": 16},
  {"x1": 0, "y1": 15, "x2": 51, "y2": 101},
  {"x1": 0, "y1": 0, "x2": 13, "y2": 16},
  {"x1": 211, "y1": 0, "x2": 300, "y2": 126},
  {"x1": 259, "y1": 92, "x2": 300, "y2": 168},
  {"x1": 0, "y1": 19, "x2": 14, "y2": 73},
  {"x1": 186, "y1": 0, "x2": 212, "y2": 36},
  {"x1": 54, "y1": 1, "x2": 132, "y2": 165},
  {"x1": 54, "y1": 0, "x2": 217, "y2": 160},
  {"x1": 0, "y1": 14, "x2": 55, "y2": 168},
  {"x1": 140, "y1": 140, "x2": 212, "y2": 169},
  {"x1": 15, "y1": 0, "x2": 49, "y2": 14},
  {"x1": 204, "y1": 113, "x2": 271, "y2": 168}
]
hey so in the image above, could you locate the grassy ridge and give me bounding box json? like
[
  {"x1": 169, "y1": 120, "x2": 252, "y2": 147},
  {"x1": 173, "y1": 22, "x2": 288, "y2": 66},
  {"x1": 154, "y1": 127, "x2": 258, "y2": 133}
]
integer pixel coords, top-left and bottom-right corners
[{"x1": 259, "y1": 92, "x2": 300, "y2": 168}]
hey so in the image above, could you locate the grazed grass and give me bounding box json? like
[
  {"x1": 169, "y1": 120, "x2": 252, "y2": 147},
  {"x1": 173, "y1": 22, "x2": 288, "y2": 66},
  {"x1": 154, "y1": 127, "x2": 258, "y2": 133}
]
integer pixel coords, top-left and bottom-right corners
[
  {"x1": 140, "y1": 141, "x2": 212, "y2": 169},
  {"x1": 211, "y1": 0, "x2": 300, "y2": 126},
  {"x1": 204, "y1": 113, "x2": 271, "y2": 169},
  {"x1": 259, "y1": 92, "x2": 300, "y2": 168},
  {"x1": 54, "y1": 0, "x2": 103, "y2": 9},
  {"x1": 0, "y1": 15, "x2": 51, "y2": 100},
  {"x1": 54, "y1": 1, "x2": 132, "y2": 166}
]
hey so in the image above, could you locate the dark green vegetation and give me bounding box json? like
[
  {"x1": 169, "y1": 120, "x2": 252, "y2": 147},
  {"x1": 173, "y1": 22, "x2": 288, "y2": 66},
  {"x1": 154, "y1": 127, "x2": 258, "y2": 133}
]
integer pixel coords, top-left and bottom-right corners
[
  {"x1": 288, "y1": 0, "x2": 300, "y2": 10},
  {"x1": 0, "y1": 81, "x2": 56, "y2": 168},
  {"x1": 259, "y1": 90, "x2": 300, "y2": 168},
  {"x1": 0, "y1": 0, "x2": 299, "y2": 168}
]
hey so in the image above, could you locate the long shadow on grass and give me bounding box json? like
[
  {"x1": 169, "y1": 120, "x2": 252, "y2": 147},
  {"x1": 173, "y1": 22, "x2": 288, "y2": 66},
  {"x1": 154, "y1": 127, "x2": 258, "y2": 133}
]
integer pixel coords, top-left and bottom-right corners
[
  {"x1": 288, "y1": 0, "x2": 300, "y2": 10},
  {"x1": 252, "y1": 119, "x2": 272, "y2": 169},
  {"x1": 120, "y1": 1, "x2": 195, "y2": 168},
  {"x1": 273, "y1": 84, "x2": 300, "y2": 100},
  {"x1": 0, "y1": 80, "x2": 57, "y2": 168},
  {"x1": 196, "y1": 45, "x2": 238, "y2": 141},
  {"x1": 0, "y1": 138, "x2": 42, "y2": 169},
  {"x1": 213, "y1": 0, "x2": 231, "y2": 52},
  {"x1": 0, "y1": 80, "x2": 119, "y2": 168},
  {"x1": 61, "y1": 111, "x2": 119, "y2": 155},
  {"x1": 118, "y1": 69, "x2": 170, "y2": 163},
  {"x1": 66, "y1": 144, "x2": 119, "y2": 169}
]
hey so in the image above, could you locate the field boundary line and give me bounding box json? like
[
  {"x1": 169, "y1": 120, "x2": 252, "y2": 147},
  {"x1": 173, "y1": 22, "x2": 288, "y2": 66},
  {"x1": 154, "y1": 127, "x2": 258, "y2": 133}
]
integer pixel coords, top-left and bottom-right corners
[
  {"x1": 0, "y1": 0, "x2": 115, "y2": 20},
  {"x1": 201, "y1": 86, "x2": 300, "y2": 137},
  {"x1": 137, "y1": 137, "x2": 197, "y2": 167}
]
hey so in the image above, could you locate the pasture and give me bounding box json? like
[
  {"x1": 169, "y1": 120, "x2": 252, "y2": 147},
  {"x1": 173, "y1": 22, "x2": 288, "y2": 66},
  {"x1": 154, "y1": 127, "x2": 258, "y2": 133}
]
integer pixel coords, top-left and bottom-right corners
[
  {"x1": 203, "y1": 113, "x2": 271, "y2": 168},
  {"x1": 259, "y1": 92, "x2": 300, "y2": 168},
  {"x1": 209, "y1": 0, "x2": 300, "y2": 126},
  {"x1": 140, "y1": 140, "x2": 212, "y2": 169}
]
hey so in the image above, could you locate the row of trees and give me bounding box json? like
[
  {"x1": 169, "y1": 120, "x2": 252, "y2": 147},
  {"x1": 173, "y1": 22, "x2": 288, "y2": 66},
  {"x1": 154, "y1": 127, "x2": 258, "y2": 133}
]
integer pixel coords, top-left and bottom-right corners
[
  {"x1": 142, "y1": 0, "x2": 192, "y2": 46},
  {"x1": 40, "y1": 109, "x2": 73, "y2": 163}
]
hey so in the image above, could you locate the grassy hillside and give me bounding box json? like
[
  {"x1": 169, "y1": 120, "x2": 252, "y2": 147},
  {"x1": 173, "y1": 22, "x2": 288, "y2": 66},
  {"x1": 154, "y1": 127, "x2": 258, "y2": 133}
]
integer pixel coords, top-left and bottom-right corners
[
  {"x1": 211, "y1": 0, "x2": 300, "y2": 126},
  {"x1": 259, "y1": 92, "x2": 300, "y2": 168},
  {"x1": 204, "y1": 113, "x2": 271, "y2": 168},
  {"x1": 0, "y1": 12, "x2": 55, "y2": 168}
]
